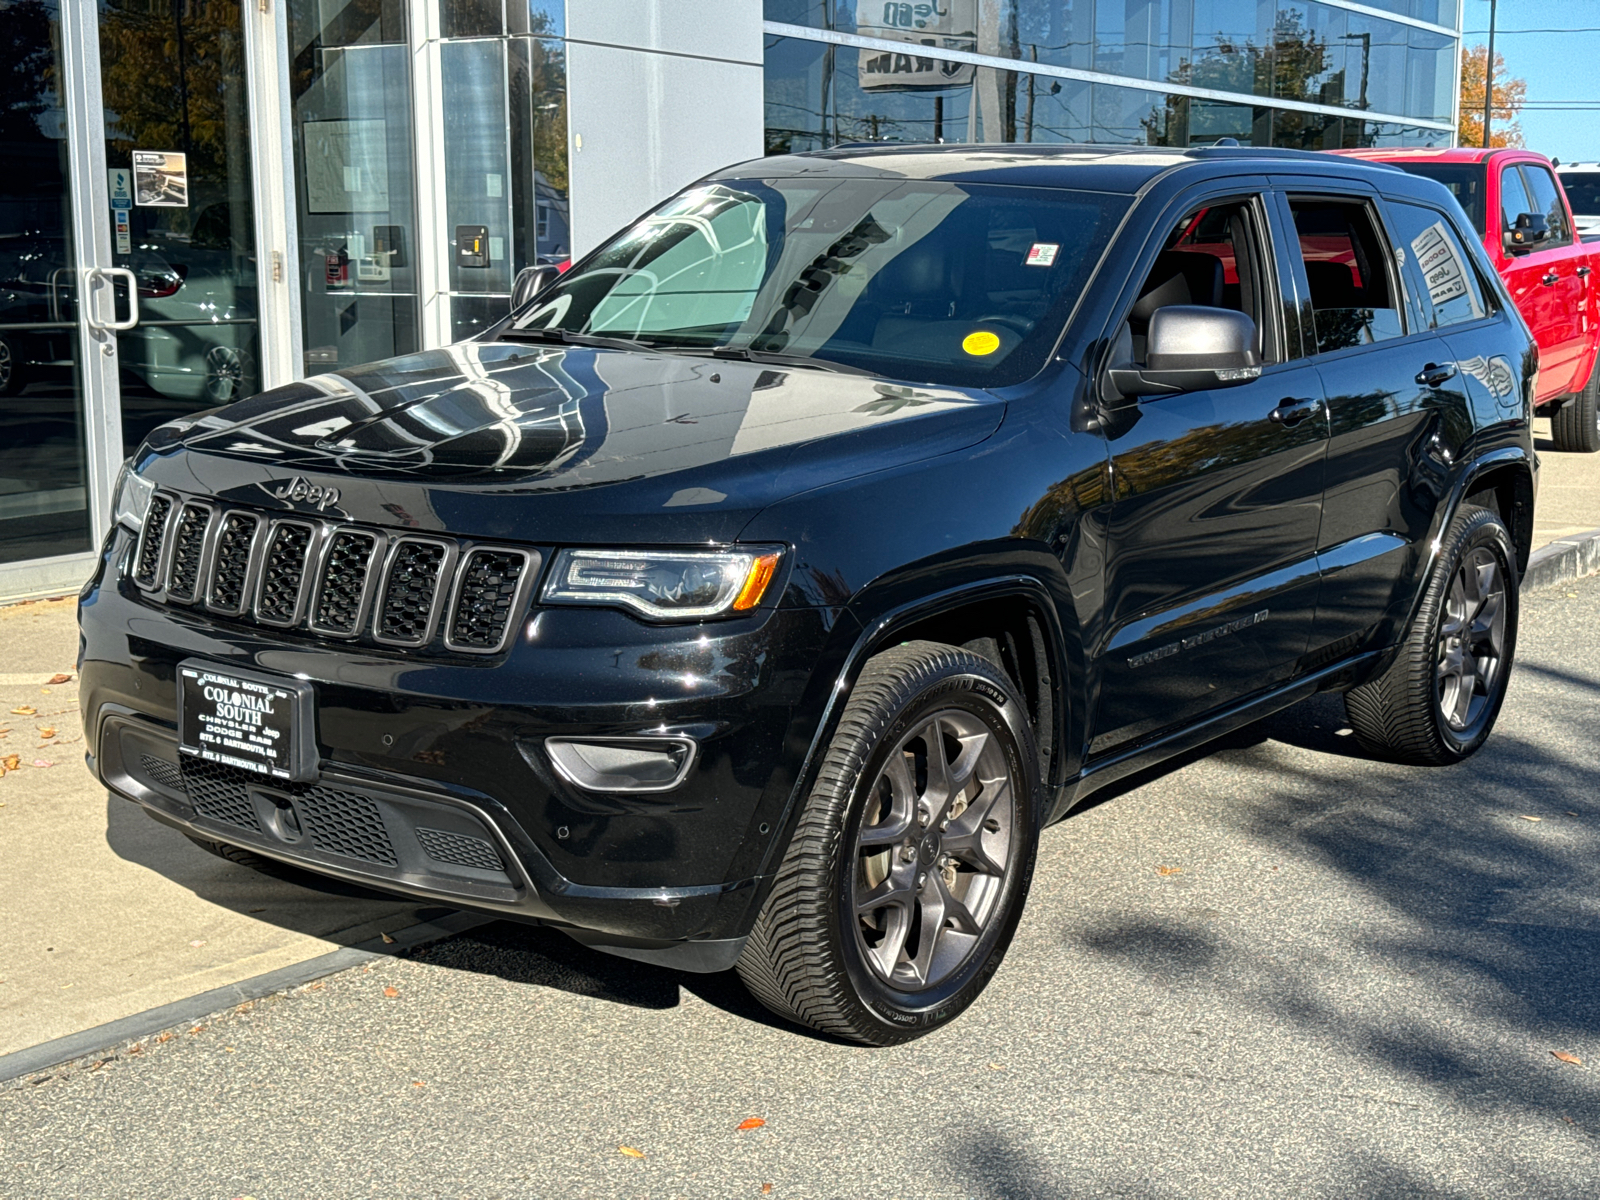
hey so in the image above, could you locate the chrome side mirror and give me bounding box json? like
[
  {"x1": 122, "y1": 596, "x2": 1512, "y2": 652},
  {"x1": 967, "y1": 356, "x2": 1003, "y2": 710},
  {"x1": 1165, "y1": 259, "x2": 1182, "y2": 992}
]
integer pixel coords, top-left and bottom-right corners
[
  {"x1": 511, "y1": 264, "x2": 562, "y2": 310},
  {"x1": 1109, "y1": 306, "x2": 1261, "y2": 397}
]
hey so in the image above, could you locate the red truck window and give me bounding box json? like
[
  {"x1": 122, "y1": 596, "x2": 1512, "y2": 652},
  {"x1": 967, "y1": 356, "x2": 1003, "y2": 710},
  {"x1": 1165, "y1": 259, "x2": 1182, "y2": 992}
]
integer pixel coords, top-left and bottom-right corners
[
  {"x1": 1288, "y1": 199, "x2": 1405, "y2": 353},
  {"x1": 1499, "y1": 166, "x2": 1535, "y2": 235}
]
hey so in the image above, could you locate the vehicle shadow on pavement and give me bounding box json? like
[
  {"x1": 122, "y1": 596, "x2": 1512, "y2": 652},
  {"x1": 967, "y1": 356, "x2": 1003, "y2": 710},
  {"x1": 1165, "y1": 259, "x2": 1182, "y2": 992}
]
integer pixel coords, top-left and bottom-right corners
[
  {"x1": 1056, "y1": 680, "x2": 1600, "y2": 1167},
  {"x1": 410, "y1": 919, "x2": 854, "y2": 1042}
]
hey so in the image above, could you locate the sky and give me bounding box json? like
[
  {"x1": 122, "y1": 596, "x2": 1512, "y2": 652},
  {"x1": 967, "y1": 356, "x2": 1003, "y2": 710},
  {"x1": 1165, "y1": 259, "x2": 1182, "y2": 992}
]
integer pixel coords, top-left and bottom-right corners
[{"x1": 1461, "y1": 0, "x2": 1600, "y2": 162}]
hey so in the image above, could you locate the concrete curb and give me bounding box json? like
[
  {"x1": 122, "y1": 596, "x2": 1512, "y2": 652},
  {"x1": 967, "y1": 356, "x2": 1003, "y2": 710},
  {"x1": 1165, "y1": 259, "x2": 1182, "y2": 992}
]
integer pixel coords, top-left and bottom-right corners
[
  {"x1": 1524, "y1": 528, "x2": 1600, "y2": 592},
  {"x1": 0, "y1": 909, "x2": 493, "y2": 1086}
]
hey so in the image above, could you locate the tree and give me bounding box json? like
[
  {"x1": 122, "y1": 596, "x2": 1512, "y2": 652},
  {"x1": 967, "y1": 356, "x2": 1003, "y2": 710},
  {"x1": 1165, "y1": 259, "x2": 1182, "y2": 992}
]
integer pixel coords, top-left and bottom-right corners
[{"x1": 1457, "y1": 44, "x2": 1526, "y2": 148}]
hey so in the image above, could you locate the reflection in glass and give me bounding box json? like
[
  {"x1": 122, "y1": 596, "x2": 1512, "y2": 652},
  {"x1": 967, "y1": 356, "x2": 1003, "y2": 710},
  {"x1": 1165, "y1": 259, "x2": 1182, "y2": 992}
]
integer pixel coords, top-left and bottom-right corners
[
  {"x1": 99, "y1": 0, "x2": 262, "y2": 449},
  {"x1": 288, "y1": 0, "x2": 419, "y2": 374},
  {"x1": 0, "y1": 0, "x2": 92, "y2": 563}
]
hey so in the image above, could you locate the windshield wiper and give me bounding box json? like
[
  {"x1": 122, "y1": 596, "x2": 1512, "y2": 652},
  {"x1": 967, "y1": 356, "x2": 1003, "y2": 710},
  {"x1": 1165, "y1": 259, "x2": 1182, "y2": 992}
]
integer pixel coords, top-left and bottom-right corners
[
  {"x1": 499, "y1": 326, "x2": 659, "y2": 354},
  {"x1": 670, "y1": 345, "x2": 873, "y2": 376}
]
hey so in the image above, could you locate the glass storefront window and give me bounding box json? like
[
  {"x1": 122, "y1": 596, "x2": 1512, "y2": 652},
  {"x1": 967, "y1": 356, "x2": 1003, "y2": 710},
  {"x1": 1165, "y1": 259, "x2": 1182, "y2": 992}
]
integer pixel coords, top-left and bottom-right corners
[
  {"x1": 0, "y1": 0, "x2": 92, "y2": 565},
  {"x1": 288, "y1": 0, "x2": 419, "y2": 375},
  {"x1": 99, "y1": 0, "x2": 262, "y2": 449}
]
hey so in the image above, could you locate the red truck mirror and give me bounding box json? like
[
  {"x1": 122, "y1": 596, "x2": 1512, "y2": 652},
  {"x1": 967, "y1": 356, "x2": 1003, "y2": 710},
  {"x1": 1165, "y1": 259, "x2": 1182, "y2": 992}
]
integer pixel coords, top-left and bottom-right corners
[{"x1": 1505, "y1": 212, "x2": 1552, "y2": 253}]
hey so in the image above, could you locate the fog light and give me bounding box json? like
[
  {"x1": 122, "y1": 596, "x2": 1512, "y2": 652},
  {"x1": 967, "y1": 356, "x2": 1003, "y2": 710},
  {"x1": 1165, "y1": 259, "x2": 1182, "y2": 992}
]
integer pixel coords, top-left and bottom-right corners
[{"x1": 546, "y1": 737, "x2": 697, "y2": 793}]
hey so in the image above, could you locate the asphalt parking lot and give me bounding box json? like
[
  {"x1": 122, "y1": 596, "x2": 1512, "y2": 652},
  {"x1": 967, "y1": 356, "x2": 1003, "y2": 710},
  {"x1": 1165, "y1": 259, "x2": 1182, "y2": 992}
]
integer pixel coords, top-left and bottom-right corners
[{"x1": 3, "y1": 571, "x2": 1597, "y2": 1198}]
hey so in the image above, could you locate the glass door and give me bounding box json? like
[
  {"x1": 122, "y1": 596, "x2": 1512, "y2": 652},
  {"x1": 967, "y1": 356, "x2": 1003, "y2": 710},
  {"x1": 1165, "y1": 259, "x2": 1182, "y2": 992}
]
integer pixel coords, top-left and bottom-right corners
[
  {"x1": 97, "y1": 0, "x2": 262, "y2": 452},
  {"x1": 0, "y1": 0, "x2": 96, "y2": 573}
]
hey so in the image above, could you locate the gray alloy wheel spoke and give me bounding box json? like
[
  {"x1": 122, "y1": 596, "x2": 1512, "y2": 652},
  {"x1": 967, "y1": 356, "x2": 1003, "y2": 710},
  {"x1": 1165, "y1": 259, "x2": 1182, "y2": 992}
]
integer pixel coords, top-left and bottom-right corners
[
  {"x1": 858, "y1": 752, "x2": 918, "y2": 847},
  {"x1": 941, "y1": 775, "x2": 1010, "y2": 876},
  {"x1": 855, "y1": 864, "x2": 915, "y2": 916},
  {"x1": 1435, "y1": 546, "x2": 1507, "y2": 733},
  {"x1": 919, "y1": 715, "x2": 956, "y2": 816},
  {"x1": 933, "y1": 872, "x2": 984, "y2": 936}
]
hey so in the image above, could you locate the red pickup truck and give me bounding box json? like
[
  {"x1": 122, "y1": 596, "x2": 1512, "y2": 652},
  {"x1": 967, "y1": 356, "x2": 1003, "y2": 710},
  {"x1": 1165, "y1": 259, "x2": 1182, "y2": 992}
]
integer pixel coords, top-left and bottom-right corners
[{"x1": 1336, "y1": 147, "x2": 1600, "y2": 453}]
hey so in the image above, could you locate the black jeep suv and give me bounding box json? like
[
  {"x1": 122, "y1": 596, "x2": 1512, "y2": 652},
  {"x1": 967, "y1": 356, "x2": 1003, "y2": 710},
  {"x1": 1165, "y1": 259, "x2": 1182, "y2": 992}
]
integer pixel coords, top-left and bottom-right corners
[{"x1": 80, "y1": 145, "x2": 1537, "y2": 1045}]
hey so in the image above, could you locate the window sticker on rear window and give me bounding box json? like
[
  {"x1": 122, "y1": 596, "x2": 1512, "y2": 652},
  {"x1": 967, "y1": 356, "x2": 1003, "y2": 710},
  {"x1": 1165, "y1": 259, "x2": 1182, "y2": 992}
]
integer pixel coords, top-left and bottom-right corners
[
  {"x1": 1411, "y1": 221, "x2": 1483, "y2": 319},
  {"x1": 962, "y1": 330, "x2": 1002, "y2": 356},
  {"x1": 1025, "y1": 242, "x2": 1059, "y2": 266}
]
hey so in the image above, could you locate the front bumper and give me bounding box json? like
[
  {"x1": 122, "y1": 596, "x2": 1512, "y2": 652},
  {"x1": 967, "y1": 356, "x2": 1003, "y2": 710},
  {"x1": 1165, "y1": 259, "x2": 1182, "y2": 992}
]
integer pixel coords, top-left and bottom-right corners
[{"x1": 80, "y1": 530, "x2": 843, "y2": 971}]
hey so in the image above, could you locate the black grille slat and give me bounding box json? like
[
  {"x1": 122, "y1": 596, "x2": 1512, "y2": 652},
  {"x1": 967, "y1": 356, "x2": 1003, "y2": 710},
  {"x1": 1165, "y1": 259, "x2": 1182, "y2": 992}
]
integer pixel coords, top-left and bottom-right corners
[
  {"x1": 377, "y1": 541, "x2": 447, "y2": 644},
  {"x1": 297, "y1": 786, "x2": 398, "y2": 865},
  {"x1": 207, "y1": 512, "x2": 259, "y2": 614},
  {"x1": 312, "y1": 530, "x2": 378, "y2": 635},
  {"x1": 165, "y1": 504, "x2": 211, "y2": 602},
  {"x1": 416, "y1": 826, "x2": 503, "y2": 872},
  {"x1": 179, "y1": 757, "x2": 261, "y2": 833},
  {"x1": 134, "y1": 494, "x2": 174, "y2": 588},
  {"x1": 448, "y1": 549, "x2": 529, "y2": 651},
  {"x1": 257, "y1": 523, "x2": 313, "y2": 624}
]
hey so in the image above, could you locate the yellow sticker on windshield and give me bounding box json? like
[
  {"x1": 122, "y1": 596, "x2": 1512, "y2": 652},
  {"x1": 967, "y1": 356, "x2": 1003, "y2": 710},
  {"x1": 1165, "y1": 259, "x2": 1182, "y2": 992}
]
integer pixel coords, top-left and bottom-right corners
[{"x1": 962, "y1": 330, "x2": 1001, "y2": 356}]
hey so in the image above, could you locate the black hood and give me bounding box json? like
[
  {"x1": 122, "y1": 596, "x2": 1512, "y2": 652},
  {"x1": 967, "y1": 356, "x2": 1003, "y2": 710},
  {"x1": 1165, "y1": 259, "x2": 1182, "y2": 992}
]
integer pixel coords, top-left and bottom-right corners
[{"x1": 143, "y1": 342, "x2": 1006, "y2": 544}]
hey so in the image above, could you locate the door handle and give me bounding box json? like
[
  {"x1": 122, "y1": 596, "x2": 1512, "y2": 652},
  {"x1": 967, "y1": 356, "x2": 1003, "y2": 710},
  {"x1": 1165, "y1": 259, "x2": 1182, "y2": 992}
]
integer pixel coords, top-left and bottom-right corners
[
  {"x1": 1542, "y1": 271, "x2": 1560, "y2": 286},
  {"x1": 82, "y1": 267, "x2": 139, "y2": 332},
  {"x1": 1415, "y1": 362, "x2": 1457, "y2": 387},
  {"x1": 1579, "y1": 266, "x2": 1593, "y2": 277},
  {"x1": 1269, "y1": 397, "x2": 1322, "y2": 426}
]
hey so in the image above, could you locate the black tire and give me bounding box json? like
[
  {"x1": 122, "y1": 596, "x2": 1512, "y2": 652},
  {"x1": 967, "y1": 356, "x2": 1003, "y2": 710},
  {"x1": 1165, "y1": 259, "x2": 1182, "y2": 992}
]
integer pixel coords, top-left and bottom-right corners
[
  {"x1": 1344, "y1": 505, "x2": 1518, "y2": 764},
  {"x1": 736, "y1": 640, "x2": 1042, "y2": 1045},
  {"x1": 1551, "y1": 370, "x2": 1600, "y2": 453}
]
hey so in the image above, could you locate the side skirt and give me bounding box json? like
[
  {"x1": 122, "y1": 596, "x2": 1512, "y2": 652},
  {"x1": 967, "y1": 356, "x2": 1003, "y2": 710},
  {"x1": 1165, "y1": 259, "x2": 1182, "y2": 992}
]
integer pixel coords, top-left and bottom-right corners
[{"x1": 1048, "y1": 650, "x2": 1381, "y2": 822}]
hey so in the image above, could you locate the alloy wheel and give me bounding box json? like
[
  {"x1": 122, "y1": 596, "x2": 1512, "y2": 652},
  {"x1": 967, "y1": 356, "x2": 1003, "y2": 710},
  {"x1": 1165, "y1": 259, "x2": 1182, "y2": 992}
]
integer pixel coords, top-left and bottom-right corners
[
  {"x1": 204, "y1": 345, "x2": 252, "y2": 403},
  {"x1": 0, "y1": 338, "x2": 12, "y2": 391},
  {"x1": 852, "y1": 708, "x2": 1015, "y2": 990},
  {"x1": 1435, "y1": 545, "x2": 1507, "y2": 732}
]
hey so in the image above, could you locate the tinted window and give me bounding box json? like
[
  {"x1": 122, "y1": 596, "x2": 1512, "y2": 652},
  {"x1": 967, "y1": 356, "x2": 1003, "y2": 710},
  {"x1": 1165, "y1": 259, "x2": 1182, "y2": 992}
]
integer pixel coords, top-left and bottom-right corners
[
  {"x1": 1394, "y1": 163, "x2": 1487, "y2": 234},
  {"x1": 1499, "y1": 165, "x2": 1534, "y2": 231},
  {"x1": 1289, "y1": 200, "x2": 1405, "y2": 353},
  {"x1": 1557, "y1": 172, "x2": 1600, "y2": 218},
  {"x1": 1388, "y1": 203, "x2": 1490, "y2": 329},
  {"x1": 1520, "y1": 165, "x2": 1573, "y2": 247},
  {"x1": 513, "y1": 179, "x2": 1124, "y2": 387}
]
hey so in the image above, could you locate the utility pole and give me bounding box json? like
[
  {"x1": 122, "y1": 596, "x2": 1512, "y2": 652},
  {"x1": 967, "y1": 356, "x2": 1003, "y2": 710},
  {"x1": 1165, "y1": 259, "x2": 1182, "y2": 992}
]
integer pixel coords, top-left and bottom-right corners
[{"x1": 1482, "y1": 0, "x2": 1498, "y2": 148}]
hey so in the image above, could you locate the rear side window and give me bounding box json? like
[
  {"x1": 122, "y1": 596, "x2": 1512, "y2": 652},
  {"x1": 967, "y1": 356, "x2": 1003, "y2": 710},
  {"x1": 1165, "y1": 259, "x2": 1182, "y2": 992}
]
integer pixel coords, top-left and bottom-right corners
[
  {"x1": 1519, "y1": 165, "x2": 1574, "y2": 248},
  {"x1": 1394, "y1": 163, "x2": 1488, "y2": 234},
  {"x1": 1387, "y1": 202, "x2": 1491, "y2": 329},
  {"x1": 1288, "y1": 199, "x2": 1404, "y2": 353},
  {"x1": 1557, "y1": 171, "x2": 1600, "y2": 218}
]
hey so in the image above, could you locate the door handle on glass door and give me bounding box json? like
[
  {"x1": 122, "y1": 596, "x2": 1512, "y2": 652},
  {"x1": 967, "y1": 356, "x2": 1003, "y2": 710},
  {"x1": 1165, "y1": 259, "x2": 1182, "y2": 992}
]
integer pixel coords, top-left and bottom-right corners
[
  {"x1": 1269, "y1": 397, "x2": 1322, "y2": 426},
  {"x1": 1415, "y1": 362, "x2": 1457, "y2": 387}
]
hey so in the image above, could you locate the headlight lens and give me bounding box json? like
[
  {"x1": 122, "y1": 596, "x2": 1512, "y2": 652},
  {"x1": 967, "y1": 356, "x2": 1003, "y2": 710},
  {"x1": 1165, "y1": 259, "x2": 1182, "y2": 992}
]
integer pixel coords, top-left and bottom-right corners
[
  {"x1": 110, "y1": 459, "x2": 155, "y2": 532},
  {"x1": 542, "y1": 547, "x2": 782, "y2": 620}
]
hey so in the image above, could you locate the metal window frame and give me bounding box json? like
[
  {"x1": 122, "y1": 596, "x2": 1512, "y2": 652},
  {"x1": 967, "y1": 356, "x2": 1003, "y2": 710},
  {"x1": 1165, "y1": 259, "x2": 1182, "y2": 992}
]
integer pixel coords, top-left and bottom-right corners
[{"x1": 763, "y1": 20, "x2": 1458, "y2": 135}]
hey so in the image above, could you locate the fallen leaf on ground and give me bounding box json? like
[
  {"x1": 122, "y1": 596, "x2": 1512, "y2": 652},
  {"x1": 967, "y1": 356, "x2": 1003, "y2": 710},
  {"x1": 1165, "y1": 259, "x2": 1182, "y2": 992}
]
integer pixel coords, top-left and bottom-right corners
[
  {"x1": 156, "y1": 1033, "x2": 172, "y2": 1044},
  {"x1": 618, "y1": 1146, "x2": 645, "y2": 1159},
  {"x1": 37, "y1": 727, "x2": 54, "y2": 739},
  {"x1": 224, "y1": 1046, "x2": 236, "y2": 1053},
  {"x1": 1519, "y1": 815, "x2": 1542, "y2": 822},
  {"x1": 1553, "y1": 1051, "x2": 1583, "y2": 1065},
  {"x1": 411, "y1": 1080, "x2": 425, "y2": 1087},
  {"x1": 189, "y1": 1025, "x2": 204, "y2": 1034},
  {"x1": 383, "y1": 986, "x2": 399, "y2": 998},
  {"x1": 188, "y1": 940, "x2": 206, "y2": 948},
  {"x1": 31, "y1": 759, "x2": 52, "y2": 768},
  {"x1": 308, "y1": 981, "x2": 324, "y2": 991},
  {"x1": 10, "y1": 706, "x2": 33, "y2": 716},
  {"x1": 4, "y1": 755, "x2": 21, "y2": 771},
  {"x1": 987, "y1": 1062, "x2": 1006, "y2": 1071},
  {"x1": 45, "y1": 674, "x2": 72, "y2": 685},
  {"x1": 762, "y1": 1185, "x2": 773, "y2": 1194},
  {"x1": 381, "y1": 932, "x2": 396, "y2": 944},
  {"x1": 1156, "y1": 865, "x2": 1183, "y2": 876},
  {"x1": 737, "y1": 1117, "x2": 766, "y2": 1131}
]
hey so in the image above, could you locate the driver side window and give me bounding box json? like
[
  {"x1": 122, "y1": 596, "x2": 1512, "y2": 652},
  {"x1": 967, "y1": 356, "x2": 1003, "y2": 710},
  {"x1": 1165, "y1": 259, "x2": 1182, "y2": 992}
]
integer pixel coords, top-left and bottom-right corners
[{"x1": 1120, "y1": 199, "x2": 1270, "y2": 366}]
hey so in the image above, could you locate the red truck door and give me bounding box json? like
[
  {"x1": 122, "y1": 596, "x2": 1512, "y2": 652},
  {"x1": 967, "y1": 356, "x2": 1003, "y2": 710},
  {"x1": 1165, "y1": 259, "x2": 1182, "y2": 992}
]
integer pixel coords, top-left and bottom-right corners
[{"x1": 1498, "y1": 160, "x2": 1589, "y2": 395}]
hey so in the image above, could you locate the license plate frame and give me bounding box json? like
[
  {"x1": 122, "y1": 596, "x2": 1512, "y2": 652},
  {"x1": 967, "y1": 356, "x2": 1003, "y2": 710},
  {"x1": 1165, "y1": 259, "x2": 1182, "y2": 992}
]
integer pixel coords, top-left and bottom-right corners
[{"x1": 177, "y1": 660, "x2": 317, "y2": 782}]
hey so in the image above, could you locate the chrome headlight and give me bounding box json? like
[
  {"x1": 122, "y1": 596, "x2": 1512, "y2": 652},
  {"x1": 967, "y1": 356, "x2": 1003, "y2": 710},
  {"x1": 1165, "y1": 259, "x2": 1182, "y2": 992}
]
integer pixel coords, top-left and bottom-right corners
[
  {"x1": 110, "y1": 459, "x2": 155, "y2": 532},
  {"x1": 541, "y1": 547, "x2": 782, "y2": 621}
]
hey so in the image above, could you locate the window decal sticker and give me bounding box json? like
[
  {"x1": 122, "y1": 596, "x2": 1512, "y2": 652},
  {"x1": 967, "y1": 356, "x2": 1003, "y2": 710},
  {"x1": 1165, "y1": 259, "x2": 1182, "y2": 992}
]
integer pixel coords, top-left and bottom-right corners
[{"x1": 1025, "y1": 242, "x2": 1060, "y2": 267}]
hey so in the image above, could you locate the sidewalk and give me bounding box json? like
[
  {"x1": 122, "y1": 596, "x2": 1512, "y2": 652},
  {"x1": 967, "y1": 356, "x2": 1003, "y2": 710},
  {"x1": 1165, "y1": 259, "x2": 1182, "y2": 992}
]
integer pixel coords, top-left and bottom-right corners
[
  {"x1": 0, "y1": 597, "x2": 417, "y2": 1059},
  {"x1": 1, "y1": 435, "x2": 1594, "y2": 1061}
]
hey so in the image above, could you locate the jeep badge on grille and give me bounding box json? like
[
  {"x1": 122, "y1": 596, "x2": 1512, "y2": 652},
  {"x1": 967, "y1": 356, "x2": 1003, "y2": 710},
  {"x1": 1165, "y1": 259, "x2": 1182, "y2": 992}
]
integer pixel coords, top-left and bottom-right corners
[{"x1": 266, "y1": 476, "x2": 341, "y2": 511}]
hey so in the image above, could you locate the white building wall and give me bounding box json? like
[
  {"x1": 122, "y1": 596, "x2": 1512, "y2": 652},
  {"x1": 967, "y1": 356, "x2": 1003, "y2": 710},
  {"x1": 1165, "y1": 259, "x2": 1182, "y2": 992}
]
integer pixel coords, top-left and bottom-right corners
[{"x1": 566, "y1": 1, "x2": 766, "y2": 256}]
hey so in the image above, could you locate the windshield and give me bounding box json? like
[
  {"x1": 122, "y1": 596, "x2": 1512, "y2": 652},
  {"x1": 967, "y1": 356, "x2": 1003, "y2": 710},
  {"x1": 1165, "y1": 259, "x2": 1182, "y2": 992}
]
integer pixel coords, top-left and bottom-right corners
[
  {"x1": 1393, "y1": 163, "x2": 1487, "y2": 235},
  {"x1": 1558, "y1": 173, "x2": 1600, "y2": 218},
  {"x1": 509, "y1": 178, "x2": 1124, "y2": 387}
]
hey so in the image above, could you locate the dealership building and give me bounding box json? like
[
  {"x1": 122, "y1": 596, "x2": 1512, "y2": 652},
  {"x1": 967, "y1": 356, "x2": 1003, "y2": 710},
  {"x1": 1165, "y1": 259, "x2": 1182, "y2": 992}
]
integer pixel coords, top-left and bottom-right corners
[{"x1": 1, "y1": 0, "x2": 1464, "y2": 599}]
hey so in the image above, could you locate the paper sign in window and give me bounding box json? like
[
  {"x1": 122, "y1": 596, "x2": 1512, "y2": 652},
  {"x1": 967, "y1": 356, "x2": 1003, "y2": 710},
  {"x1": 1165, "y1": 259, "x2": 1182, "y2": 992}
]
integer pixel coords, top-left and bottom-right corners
[{"x1": 1411, "y1": 221, "x2": 1483, "y2": 320}]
